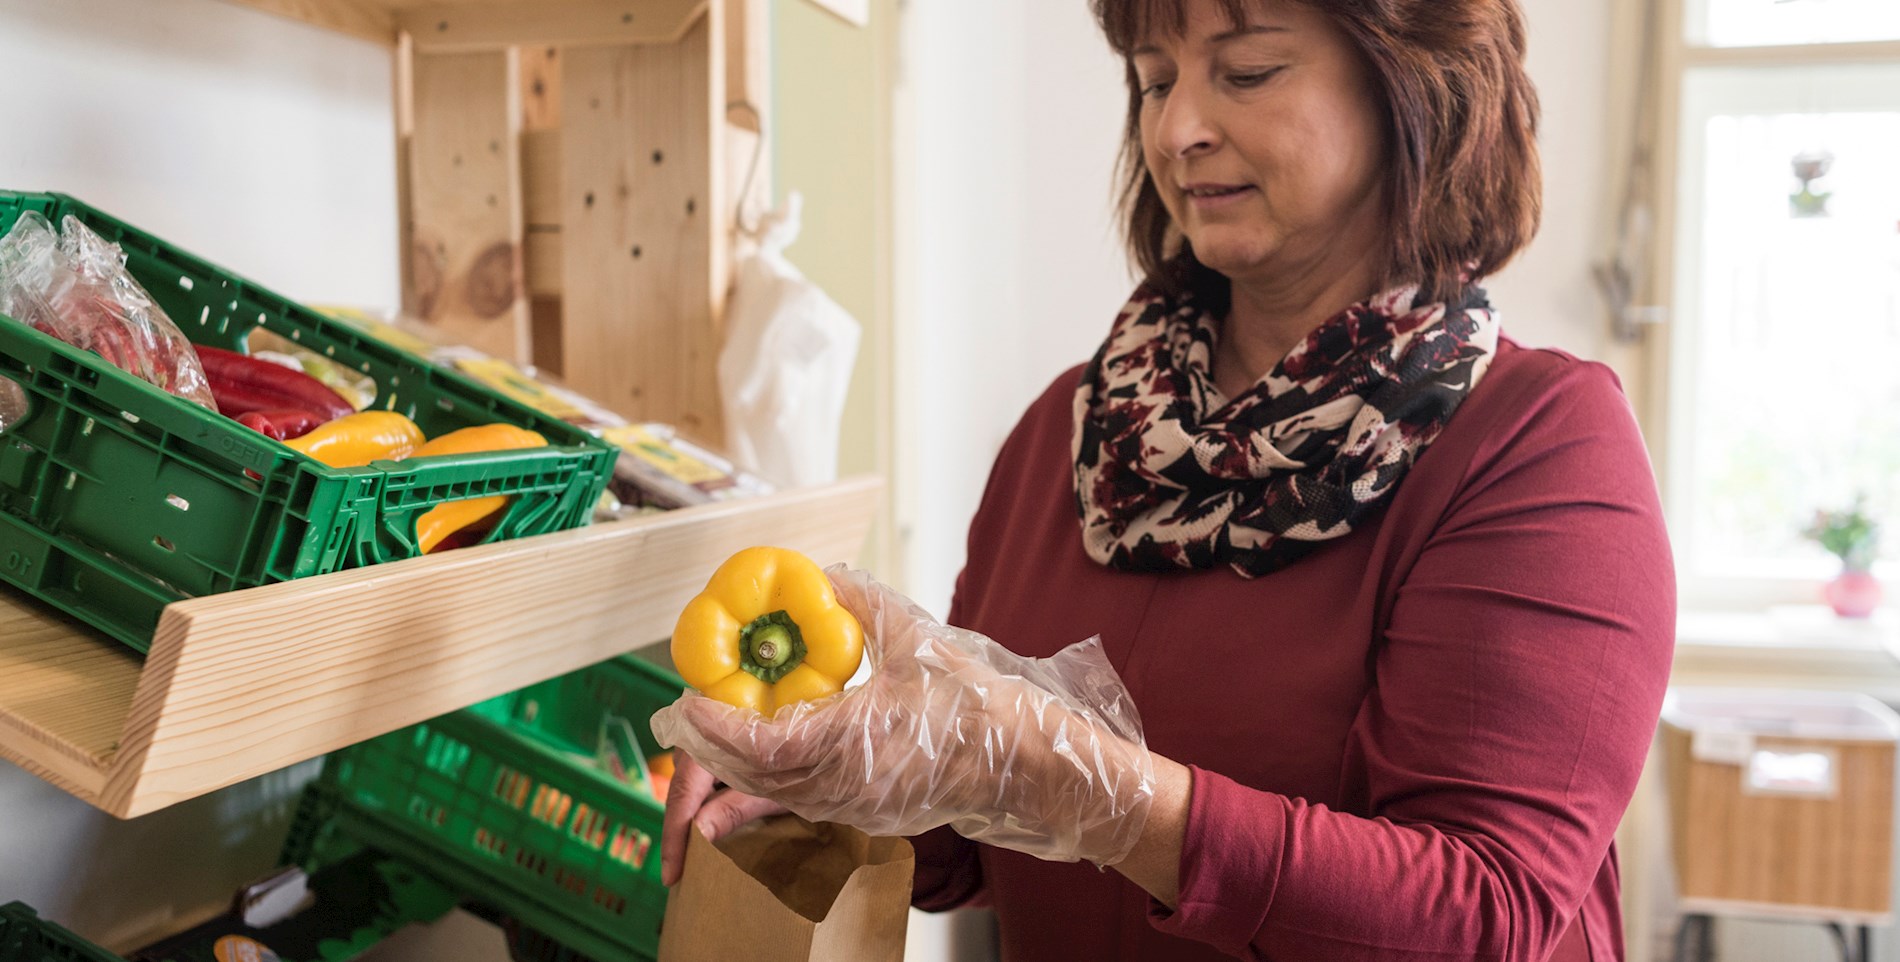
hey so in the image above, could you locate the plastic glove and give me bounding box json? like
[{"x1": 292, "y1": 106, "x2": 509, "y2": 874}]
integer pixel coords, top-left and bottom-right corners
[{"x1": 649, "y1": 564, "x2": 1156, "y2": 867}]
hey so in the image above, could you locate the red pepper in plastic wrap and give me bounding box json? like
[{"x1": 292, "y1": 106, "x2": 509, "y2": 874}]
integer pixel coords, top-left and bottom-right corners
[{"x1": 0, "y1": 212, "x2": 214, "y2": 409}]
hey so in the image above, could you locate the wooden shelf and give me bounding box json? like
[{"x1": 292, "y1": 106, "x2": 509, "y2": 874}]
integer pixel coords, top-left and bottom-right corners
[
  {"x1": 216, "y1": 0, "x2": 711, "y2": 50},
  {"x1": 0, "y1": 476, "x2": 879, "y2": 819}
]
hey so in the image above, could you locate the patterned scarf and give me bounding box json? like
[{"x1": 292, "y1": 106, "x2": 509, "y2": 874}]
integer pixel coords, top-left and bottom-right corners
[{"x1": 1072, "y1": 283, "x2": 1500, "y2": 578}]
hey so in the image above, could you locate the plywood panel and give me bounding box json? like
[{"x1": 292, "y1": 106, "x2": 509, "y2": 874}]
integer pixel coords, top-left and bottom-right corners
[
  {"x1": 560, "y1": 8, "x2": 725, "y2": 441},
  {"x1": 401, "y1": 0, "x2": 707, "y2": 51},
  {"x1": 407, "y1": 48, "x2": 530, "y2": 363},
  {"x1": 213, "y1": 0, "x2": 395, "y2": 44}
]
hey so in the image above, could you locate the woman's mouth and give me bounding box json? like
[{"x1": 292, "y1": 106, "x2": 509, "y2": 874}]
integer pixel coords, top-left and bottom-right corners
[{"x1": 1182, "y1": 184, "x2": 1255, "y2": 209}]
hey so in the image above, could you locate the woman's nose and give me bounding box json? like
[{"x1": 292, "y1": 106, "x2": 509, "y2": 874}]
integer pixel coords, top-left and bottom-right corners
[{"x1": 1155, "y1": 80, "x2": 1221, "y2": 159}]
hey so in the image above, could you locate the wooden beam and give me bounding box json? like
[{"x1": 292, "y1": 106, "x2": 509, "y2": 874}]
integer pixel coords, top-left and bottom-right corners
[
  {"x1": 213, "y1": 0, "x2": 397, "y2": 45},
  {"x1": 401, "y1": 0, "x2": 709, "y2": 52},
  {"x1": 406, "y1": 48, "x2": 532, "y2": 363},
  {"x1": 724, "y1": 0, "x2": 769, "y2": 131},
  {"x1": 560, "y1": 7, "x2": 726, "y2": 441}
]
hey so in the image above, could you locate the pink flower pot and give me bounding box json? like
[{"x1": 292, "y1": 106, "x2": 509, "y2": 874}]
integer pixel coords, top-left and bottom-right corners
[{"x1": 1825, "y1": 569, "x2": 1883, "y2": 619}]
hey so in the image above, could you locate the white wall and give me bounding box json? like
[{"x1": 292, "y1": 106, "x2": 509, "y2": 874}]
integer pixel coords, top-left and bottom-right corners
[{"x1": 0, "y1": 0, "x2": 398, "y2": 948}]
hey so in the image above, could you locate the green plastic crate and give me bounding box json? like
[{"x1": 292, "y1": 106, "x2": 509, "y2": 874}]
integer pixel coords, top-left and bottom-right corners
[
  {"x1": 0, "y1": 191, "x2": 618, "y2": 651},
  {"x1": 295, "y1": 656, "x2": 682, "y2": 962},
  {"x1": 0, "y1": 904, "x2": 123, "y2": 962}
]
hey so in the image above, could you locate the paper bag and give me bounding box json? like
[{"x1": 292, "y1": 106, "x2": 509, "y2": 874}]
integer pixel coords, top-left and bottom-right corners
[{"x1": 658, "y1": 817, "x2": 914, "y2": 962}]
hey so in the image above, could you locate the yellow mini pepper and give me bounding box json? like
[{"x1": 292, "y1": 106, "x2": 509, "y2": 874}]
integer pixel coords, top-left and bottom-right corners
[
  {"x1": 672, "y1": 547, "x2": 864, "y2": 714},
  {"x1": 284, "y1": 411, "x2": 425, "y2": 467},
  {"x1": 408, "y1": 424, "x2": 548, "y2": 553}
]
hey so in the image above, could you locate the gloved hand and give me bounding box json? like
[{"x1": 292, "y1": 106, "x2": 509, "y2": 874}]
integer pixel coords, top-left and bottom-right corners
[{"x1": 650, "y1": 564, "x2": 1156, "y2": 867}]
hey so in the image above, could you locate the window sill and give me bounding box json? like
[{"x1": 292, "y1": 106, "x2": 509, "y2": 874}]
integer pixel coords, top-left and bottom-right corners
[{"x1": 1674, "y1": 605, "x2": 1900, "y2": 698}]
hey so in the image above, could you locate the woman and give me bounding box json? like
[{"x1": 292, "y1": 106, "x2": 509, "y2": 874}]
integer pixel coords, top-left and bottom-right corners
[{"x1": 654, "y1": 0, "x2": 1675, "y2": 959}]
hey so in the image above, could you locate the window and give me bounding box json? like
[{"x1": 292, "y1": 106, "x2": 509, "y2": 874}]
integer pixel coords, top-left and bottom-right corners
[{"x1": 1641, "y1": 0, "x2": 1900, "y2": 607}]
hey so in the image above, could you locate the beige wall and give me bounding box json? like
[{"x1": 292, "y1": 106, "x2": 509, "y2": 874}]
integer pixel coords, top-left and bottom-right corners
[{"x1": 773, "y1": 0, "x2": 899, "y2": 581}]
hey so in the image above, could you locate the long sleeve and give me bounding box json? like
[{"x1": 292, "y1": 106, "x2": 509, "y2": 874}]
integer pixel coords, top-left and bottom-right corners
[{"x1": 1148, "y1": 359, "x2": 1676, "y2": 960}]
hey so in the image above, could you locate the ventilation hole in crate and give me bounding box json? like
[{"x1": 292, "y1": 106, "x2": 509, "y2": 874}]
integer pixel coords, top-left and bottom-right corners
[
  {"x1": 218, "y1": 316, "x2": 230, "y2": 335},
  {"x1": 153, "y1": 536, "x2": 175, "y2": 553},
  {"x1": 178, "y1": 276, "x2": 194, "y2": 292},
  {"x1": 521, "y1": 699, "x2": 540, "y2": 723},
  {"x1": 198, "y1": 306, "x2": 209, "y2": 326},
  {"x1": 0, "y1": 377, "x2": 25, "y2": 435},
  {"x1": 325, "y1": 344, "x2": 336, "y2": 357},
  {"x1": 436, "y1": 398, "x2": 455, "y2": 413},
  {"x1": 359, "y1": 362, "x2": 371, "y2": 373},
  {"x1": 227, "y1": 299, "x2": 237, "y2": 310},
  {"x1": 165, "y1": 494, "x2": 190, "y2": 512},
  {"x1": 290, "y1": 328, "x2": 301, "y2": 341},
  {"x1": 120, "y1": 410, "x2": 141, "y2": 424},
  {"x1": 390, "y1": 375, "x2": 401, "y2": 387}
]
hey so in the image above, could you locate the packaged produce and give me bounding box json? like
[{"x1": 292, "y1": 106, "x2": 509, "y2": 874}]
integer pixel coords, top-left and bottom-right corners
[
  {"x1": 247, "y1": 328, "x2": 377, "y2": 412},
  {"x1": 604, "y1": 423, "x2": 774, "y2": 510},
  {"x1": 406, "y1": 423, "x2": 548, "y2": 552},
  {"x1": 672, "y1": 547, "x2": 864, "y2": 714},
  {"x1": 0, "y1": 210, "x2": 214, "y2": 408},
  {"x1": 284, "y1": 411, "x2": 425, "y2": 467}
]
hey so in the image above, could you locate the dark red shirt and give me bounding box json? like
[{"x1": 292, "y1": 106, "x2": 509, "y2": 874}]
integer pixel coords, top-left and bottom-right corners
[{"x1": 912, "y1": 339, "x2": 1676, "y2": 961}]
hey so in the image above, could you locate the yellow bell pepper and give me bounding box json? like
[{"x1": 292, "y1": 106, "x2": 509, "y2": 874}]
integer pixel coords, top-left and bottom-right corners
[
  {"x1": 408, "y1": 424, "x2": 548, "y2": 553},
  {"x1": 284, "y1": 411, "x2": 425, "y2": 467},
  {"x1": 672, "y1": 547, "x2": 864, "y2": 714}
]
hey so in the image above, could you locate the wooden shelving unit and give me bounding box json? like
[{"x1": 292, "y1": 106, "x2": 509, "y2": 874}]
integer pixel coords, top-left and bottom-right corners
[
  {"x1": 218, "y1": 0, "x2": 772, "y2": 445},
  {"x1": 0, "y1": 477, "x2": 879, "y2": 818},
  {"x1": 0, "y1": 0, "x2": 860, "y2": 819}
]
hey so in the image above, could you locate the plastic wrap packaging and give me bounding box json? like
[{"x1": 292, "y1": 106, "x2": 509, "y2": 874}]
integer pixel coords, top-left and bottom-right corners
[
  {"x1": 651, "y1": 565, "x2": 1156, "y2": 868},
  {"x1": 0, "y1": 211, "x2": 214, "y2": 409}
]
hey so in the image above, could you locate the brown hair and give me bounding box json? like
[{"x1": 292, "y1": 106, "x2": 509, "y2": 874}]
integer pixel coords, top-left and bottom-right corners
[{"x1": 1091, "y1": 0, "x2": 1542, "y2": 306}]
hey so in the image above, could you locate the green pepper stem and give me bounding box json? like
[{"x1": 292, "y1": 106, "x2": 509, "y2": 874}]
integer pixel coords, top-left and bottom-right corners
[{"x1": 739, "y1": 611, "x2": 807, "y2": 684}]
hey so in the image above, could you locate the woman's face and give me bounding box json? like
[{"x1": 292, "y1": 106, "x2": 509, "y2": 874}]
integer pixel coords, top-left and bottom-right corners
[{"x1": 1132, "y1": 0, "x2": 1390, "y2": 287}]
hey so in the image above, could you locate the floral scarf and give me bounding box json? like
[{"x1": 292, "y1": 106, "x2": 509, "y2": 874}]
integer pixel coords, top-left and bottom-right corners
[{"x1": 1072, "y1": 283, "x2": 1500, "y2": 578}]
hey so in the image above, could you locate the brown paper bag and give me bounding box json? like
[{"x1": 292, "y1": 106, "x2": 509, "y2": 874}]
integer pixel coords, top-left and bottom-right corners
[{"x1": 657, "y1": 817, "x2": 915, "y2": 962}]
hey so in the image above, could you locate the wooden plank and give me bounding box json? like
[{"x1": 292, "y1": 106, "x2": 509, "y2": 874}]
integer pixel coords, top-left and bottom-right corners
[
  {"x1": 522, "y1": 46, "x2": 563, "y2": 131},
  {"x1": 0, "y1": 590, "x2": 141, "y2": 798},
  {"x1": 407, "y1": 49, "x2": 531, "y2": 363},
  {"x1": 95, "y1": 477, "x2": 876, "y2": 818},
  {"x1": 560, "y1": 9, "x2": 726, "y2": 441},
  {"x1": 522, "y1": 129, "x2": 563, "y2": 227},
  {"x1": 524, "y1": 230, "x2": 563, "y2": 298},
  {"x1": 530, "y1": 295, "x2": 565, "y2": 376},
  {"x1": 401, "y1": 0, "x2": 708, "y2": 52},
  {"x1": 212, "y1": 0, "x2": 396, "y2": 45}
]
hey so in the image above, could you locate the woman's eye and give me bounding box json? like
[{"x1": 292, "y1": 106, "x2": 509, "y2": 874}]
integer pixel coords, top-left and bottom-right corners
[
  {"x1": 1229, "y1": 68, "x2": 1282, "y2": 88},
  {"x1": 1140, "y1": 79, "x2": 1174, "y2": 99}
]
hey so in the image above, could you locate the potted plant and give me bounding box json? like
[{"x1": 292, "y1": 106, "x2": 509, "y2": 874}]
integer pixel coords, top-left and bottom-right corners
[{"x1": 1804, "y1": 497, "x2": 1882, "y2": 618}]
